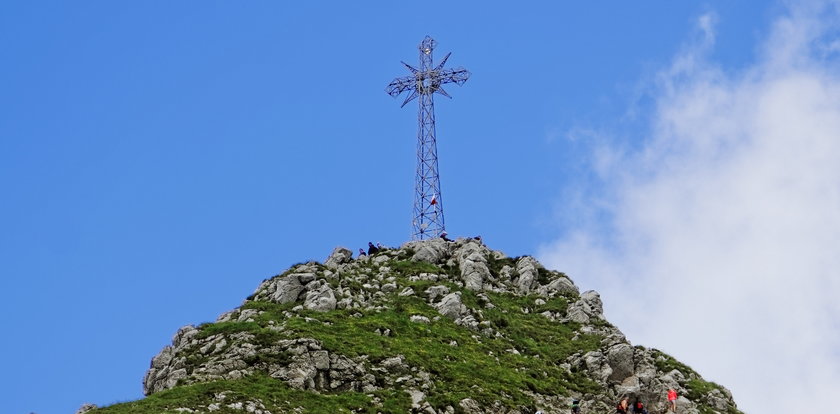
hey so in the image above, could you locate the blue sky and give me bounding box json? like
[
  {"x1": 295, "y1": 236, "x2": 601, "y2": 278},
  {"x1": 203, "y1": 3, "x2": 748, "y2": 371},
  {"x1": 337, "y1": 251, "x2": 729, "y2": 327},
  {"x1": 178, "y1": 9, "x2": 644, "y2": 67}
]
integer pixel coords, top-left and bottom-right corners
[{"x1": 4, "y1": 1, "x2": 837, "y2": 413}]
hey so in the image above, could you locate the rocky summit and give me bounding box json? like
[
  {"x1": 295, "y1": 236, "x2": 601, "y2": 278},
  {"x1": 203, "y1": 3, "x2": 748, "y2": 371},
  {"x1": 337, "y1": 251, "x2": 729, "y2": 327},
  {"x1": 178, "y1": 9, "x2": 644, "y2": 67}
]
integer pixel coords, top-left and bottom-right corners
[{"x1": 89, "y1": 238, "x2": 741, "y2": 414}]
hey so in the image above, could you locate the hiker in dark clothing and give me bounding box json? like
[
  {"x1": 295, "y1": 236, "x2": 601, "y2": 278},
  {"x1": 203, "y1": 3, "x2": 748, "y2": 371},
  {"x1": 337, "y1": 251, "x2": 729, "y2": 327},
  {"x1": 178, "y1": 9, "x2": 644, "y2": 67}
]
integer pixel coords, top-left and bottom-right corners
[
  {"x1": 358, "y1": 248, "x2": 366, "y2": 257},
  {"x1": 632, "y1": 399, "x2": 648, "y2": 414},
  {"x1": 367, "y1": 242, "x2": 379, "y2": 255},
  {"x1": 571, "y1": 399, "x2": 581, "y2": 414},
  {"x1": 440, "y1": 231, "x2": 453, "y2": 242}
]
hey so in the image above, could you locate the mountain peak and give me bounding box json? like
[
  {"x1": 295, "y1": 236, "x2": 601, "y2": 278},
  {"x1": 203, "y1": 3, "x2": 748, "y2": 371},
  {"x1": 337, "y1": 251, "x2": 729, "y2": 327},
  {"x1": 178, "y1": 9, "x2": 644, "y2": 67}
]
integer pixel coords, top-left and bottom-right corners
[{"x1": 91, "y1": 238, "x2": 740, "y2": 414}]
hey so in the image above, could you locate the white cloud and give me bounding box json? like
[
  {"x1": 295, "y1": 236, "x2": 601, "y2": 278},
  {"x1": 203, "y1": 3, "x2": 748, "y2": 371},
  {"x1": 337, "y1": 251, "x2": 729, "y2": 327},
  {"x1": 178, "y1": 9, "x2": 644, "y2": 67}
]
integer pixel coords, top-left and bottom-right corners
[{"x1": 540, "y1": 2, "x2": 840, "y2": 412}]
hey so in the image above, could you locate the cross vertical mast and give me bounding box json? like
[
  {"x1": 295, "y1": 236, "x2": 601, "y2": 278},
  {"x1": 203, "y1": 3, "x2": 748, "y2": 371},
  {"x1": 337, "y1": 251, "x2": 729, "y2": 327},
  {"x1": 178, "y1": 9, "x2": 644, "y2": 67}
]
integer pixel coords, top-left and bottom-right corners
[{"x1": 386, "y1": 36, "x2": 470, "y2": 240}]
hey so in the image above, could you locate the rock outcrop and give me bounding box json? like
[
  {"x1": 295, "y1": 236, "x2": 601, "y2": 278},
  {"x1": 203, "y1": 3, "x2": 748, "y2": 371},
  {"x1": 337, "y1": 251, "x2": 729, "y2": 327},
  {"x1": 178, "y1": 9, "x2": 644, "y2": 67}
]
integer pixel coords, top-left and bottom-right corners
[{"x1": 135, "y1": 238, "x2": 740, "y2": 414}]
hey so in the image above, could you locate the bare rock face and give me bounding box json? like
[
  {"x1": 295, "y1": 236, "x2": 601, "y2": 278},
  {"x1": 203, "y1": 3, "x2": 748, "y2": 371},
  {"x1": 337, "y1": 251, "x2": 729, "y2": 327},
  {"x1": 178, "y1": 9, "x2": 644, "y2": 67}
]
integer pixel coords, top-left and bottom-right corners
[
  {"x1": 459, "y1": 398, "x2": 483, "y2": 414},
  {"x1": 537, "y1": 274, "x2": 579, "y2": 296},
  {"x1": 434, "y1": 292, "x2": 469, "y2": 320},
  {"x1": 515, "y1": 256, "x2": 540, "y2": 294},
  {"x1": 409, "y1": 238, "x2": 450, "y2": 264},
  {"x1": 324, "y1": 247, "x2": 353, "y2": 269},
  {"x1": 266, "y1": 274, "x2": 307, "y2": 304},
  {"x1": 75, "y1": 403, "x2": 97, "y2": 414},
  {"x1": 567, "y1": 290, "x2": 605, "y2": 323},
  {"x1": 459, "y1": 251, "x2": 491, "y2": 291},
  {"x1": 141, "y1": 239, "x2": 740, "y2": 414},
  {"x1": 302, "y1": 280, "x2": 336, "y2": 312},
  {"x1": 454, "y1": 240, "x2": 493, "y2": 291},
  {"x1": 606, "y1": 343, "x2": 635, "y2": 383}
]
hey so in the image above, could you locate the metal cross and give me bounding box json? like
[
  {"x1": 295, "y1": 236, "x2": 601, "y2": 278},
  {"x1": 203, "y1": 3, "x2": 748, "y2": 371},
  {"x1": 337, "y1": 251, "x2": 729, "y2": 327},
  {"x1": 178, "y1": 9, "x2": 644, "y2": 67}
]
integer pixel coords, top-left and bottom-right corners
[{"x1": 386, "y1": 36, "x2": 470, "y2": 240}]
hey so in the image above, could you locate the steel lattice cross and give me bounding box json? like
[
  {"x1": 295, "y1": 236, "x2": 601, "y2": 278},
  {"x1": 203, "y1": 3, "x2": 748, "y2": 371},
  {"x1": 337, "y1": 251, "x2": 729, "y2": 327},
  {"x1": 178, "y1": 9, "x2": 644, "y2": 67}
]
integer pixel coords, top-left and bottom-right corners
[{"x1": 386, "y1": 36, "x2": 470, "y2": 240}]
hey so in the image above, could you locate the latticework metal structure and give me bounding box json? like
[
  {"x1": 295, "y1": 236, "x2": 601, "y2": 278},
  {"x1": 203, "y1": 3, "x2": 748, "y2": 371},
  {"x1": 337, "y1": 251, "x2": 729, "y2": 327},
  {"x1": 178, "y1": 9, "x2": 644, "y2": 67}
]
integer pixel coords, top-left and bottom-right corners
[{"x1": 386, "y1": 36, "x2": 470, "y2": 240}]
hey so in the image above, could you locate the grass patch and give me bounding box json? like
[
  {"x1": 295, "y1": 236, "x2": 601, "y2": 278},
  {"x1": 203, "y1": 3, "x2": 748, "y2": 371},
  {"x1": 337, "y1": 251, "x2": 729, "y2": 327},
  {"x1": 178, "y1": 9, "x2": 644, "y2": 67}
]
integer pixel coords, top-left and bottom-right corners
[
  {"x1": 389, "y1": 260, "x2": 443, "y2": 276},
  {"x1": 487, "y1": 255, "x2": 518, "y2": 278},
  {"x1": 274, "y1": 285, "x2": 604, "y2": 409},
  {"x1": 89, "y1": 374, "x2": 390, "y2": 414},
  {"x1": 196, "y1": 321, "x2": 261, "y2": 340},
  {"x1": 535, "y1": 297, "x2": 569, "y2": 314},
  {"x1": 536, "y1": 267, "x2": 552, "y2": 284},
  {"x1": 652, "y1": 349, "x2": 697, "y2": 376}
]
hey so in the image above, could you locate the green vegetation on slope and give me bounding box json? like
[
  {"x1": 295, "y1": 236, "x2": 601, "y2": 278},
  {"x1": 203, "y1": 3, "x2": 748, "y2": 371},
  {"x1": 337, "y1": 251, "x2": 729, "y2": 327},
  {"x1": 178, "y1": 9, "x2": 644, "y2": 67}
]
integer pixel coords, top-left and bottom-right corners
[
  {"x1": 90, "y1": 374, "x2": 403, "y2": 414},
  {"x1": 233, "y1": 273, "x2": 602, "y2": 409},
  {"x1": 95, "y1": 268, "x2": 602, "y2": 413}
]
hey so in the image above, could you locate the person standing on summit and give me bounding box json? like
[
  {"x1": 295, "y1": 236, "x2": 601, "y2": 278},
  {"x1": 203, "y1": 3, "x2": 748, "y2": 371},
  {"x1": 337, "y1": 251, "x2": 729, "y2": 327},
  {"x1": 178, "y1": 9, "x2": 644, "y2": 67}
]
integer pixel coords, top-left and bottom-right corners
[{"x1": 367, "y1": 242, "x2": 379, "y2": 255}]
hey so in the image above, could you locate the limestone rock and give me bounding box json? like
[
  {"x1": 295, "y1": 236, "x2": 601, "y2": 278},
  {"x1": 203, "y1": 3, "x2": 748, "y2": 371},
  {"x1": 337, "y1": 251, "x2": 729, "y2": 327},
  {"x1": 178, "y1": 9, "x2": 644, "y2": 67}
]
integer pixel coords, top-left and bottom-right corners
[
  {"x1": 382, "y1": 355, "x2": 409, "y2": 374},
  {"x1": 706, "y1": 389, "x2": 731, "y2": 411},
  {"x1": 425, "y1": 285, "x2": 450, "y2": 302},
  {"x1": 459, "y1": 251, "x2": 491, "y2": 291},
  {"x1": 302, "y1": 281, "x2": 336, "y2": 312},
  {"x1": 582, "y1": 351, "x2": 612, "y2": 383},
  {"x1": 567, "y1": 290, "x2": 605, "y2": 323},
  {"x1": 434, "y1": 292, "x2": 469, "y2": 320},
  {"x1": 408, "y1": 239, "x2": 449, "y2": 264},
  {"x1": 536, "y1": 274, "x2": 579, "y2": 297},
  {"x1": 75, "y1": 403, "x2": 97, "y2": 414},
  {"x1": 270, "y1": 275, "x2": 306, "y2": 304},
  {"x1": 408, "y1": 389, "x2": 426, "y2": 409},
  {"x1": 515, "y1": 256, "x2": 540, "y2": 294},
  {"x1": 458, "y1": 398, "x2": 483, "y2": 414},
  {"x1": 325, "y1": 247, "x2": 353, "y2": 269},
  {"x1": 606, "y1": 343, "x2": 635, "y2": 383}
]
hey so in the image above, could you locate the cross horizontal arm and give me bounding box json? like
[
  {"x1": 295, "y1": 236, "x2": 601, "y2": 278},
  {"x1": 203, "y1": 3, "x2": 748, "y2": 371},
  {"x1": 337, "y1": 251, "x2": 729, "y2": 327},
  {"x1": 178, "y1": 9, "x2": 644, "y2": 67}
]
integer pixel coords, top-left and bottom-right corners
[
  {"x1": 437, "y1": 67, "x2": 470, "y2": 86},
  {"x1": 386, "y1": 75, "x2": 416, "y2": 97}
]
